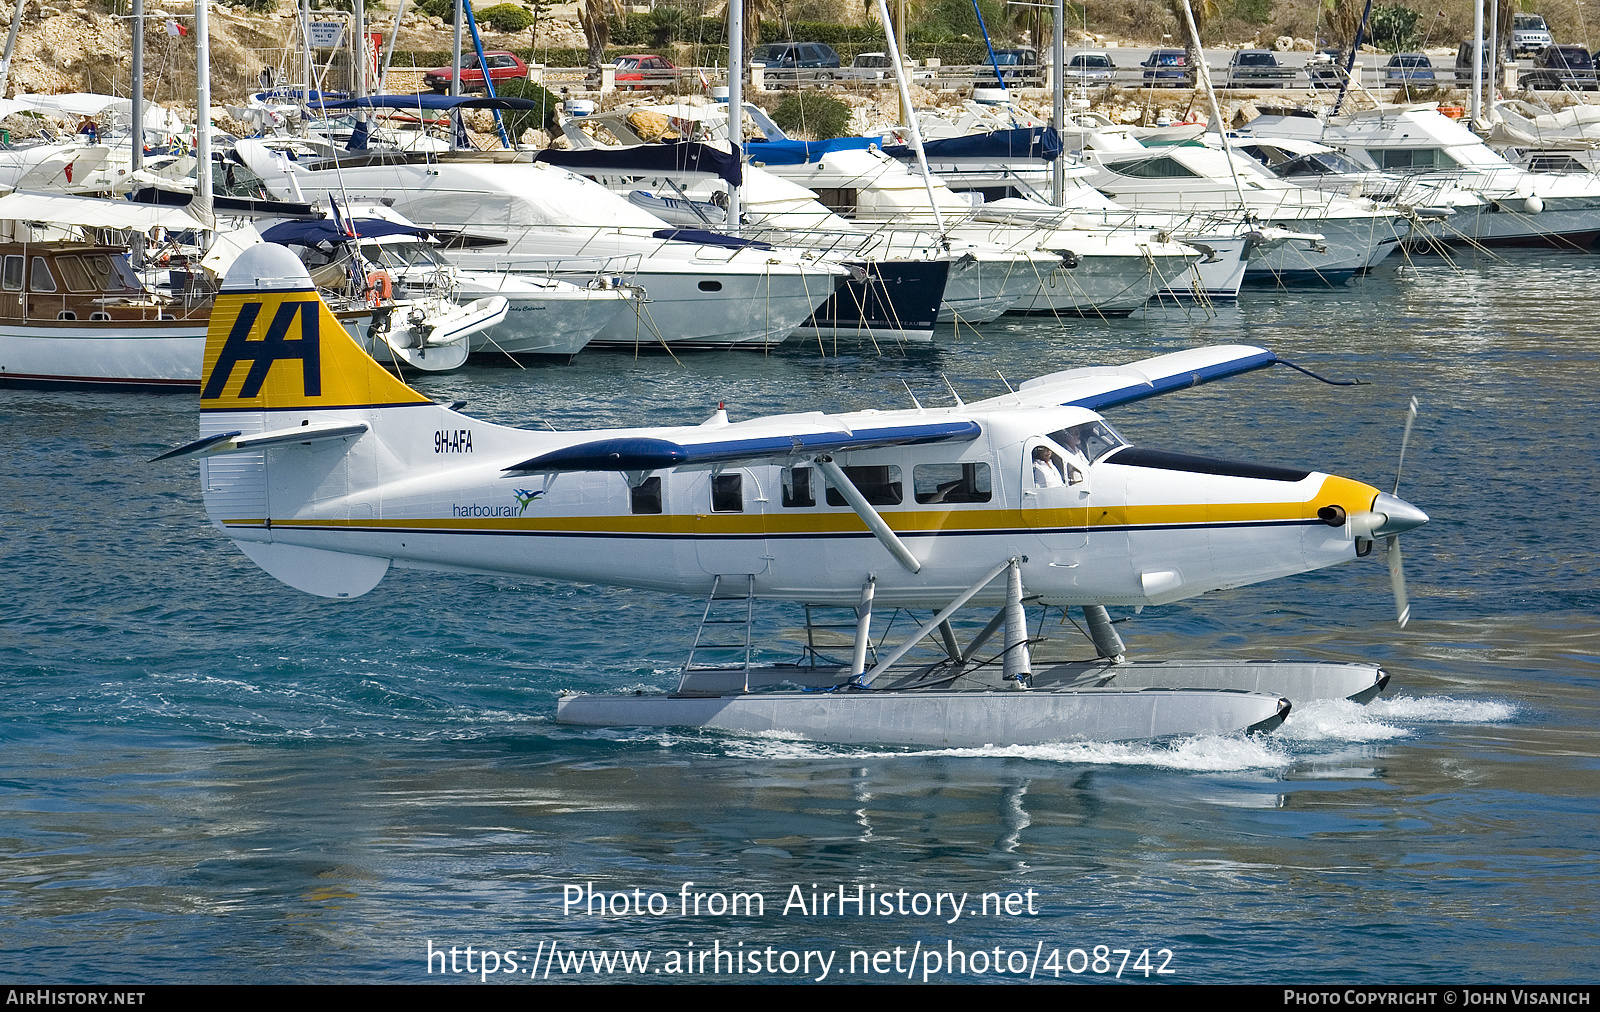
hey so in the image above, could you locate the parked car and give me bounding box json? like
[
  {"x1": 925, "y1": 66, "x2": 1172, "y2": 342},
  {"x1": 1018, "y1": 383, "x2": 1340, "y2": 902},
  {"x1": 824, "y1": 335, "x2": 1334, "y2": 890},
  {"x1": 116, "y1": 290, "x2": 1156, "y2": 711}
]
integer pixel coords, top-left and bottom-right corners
[
  {"x1": 1141, "y1": 48, "x2": 1190, "y2": 87},
  {"x1": 423, "y1": 51, "x2": 528, "y2": 94},
  {"x1": 750, "y1": 42, "x2": 841, "y2": 85},
  {"x1": 988, "y1": 47, "x2": 1042, "y2": 84},
  {"x1": 1306, "y1": 48, "x2": 1345, "y2": 88},
  {"x1": 848, "y1": 52, "x2": 934, "y2": 81},
  {"x1": 1454, "y1": 40, "x2": 1492, "y2": 86},
  {"x1": 1511, "y1": 13, "x2": 1553, "y2": 56},
  {"x1": 612, "y1": 54, "x2": 680, "y2": 90},
  {"x1": 1064, "y1": 51, "x2": 1117, "y2": 84},
  {"x1": 1523, "y1": 45, "x2": 1600, "y2": 90},
  {"x1": 1226, "y1": 49, "x2": 1293, "y2": 88},
  {"x1": 1383, "y1": 53, "x2": 1435, "y2": 87}
]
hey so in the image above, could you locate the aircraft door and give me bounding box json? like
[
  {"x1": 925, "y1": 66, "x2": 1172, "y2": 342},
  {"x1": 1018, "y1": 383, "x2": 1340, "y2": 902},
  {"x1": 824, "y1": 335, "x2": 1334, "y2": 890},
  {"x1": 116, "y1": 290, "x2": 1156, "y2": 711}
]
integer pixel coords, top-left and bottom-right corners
[
  {"x1": 1020, "y1": 435, "x2": 1089, "y2": 554},
  {"x1": 693, "y1": 468, "x2": 771, "y2": 576}
]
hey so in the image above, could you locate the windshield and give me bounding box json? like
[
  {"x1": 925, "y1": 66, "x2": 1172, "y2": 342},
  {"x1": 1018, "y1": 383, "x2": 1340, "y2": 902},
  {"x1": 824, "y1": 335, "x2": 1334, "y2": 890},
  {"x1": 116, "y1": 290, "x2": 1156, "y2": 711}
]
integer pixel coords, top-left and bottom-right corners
[
  {"x1": 1238, "y1": 52, "x2": 1275, "y2": 66},
  {"x1": 1047, "y1": 420, "x2": 1126, "y2": 464},
  {"x1": 1273, "y1": 151, "x2": 1367, "y2": 177},
  {"x1": 358, "y1": 241, "x2": 446, "y2": 270}
]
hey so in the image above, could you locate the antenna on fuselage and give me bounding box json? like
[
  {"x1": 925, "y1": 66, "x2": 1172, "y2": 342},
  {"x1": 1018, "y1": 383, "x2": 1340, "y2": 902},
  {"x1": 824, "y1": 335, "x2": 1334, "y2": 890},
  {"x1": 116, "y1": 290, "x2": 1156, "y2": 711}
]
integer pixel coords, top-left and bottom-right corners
[
  {"x1": 901, "y1": 380, "x2": 924, "y2": 412},
  {"x1": 996, "y1": 369, "x2": 1020, "y2": 403},
  {"x1": 940, "y1": 373, "x2": 965, "y2": 407}
]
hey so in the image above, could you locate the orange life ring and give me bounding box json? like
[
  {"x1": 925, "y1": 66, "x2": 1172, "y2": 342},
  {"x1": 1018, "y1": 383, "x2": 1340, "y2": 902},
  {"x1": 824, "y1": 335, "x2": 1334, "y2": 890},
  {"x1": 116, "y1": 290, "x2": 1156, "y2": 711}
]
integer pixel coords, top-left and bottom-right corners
[{"x1": 365, "y1": 270, "x2": 394, "y2": 306}]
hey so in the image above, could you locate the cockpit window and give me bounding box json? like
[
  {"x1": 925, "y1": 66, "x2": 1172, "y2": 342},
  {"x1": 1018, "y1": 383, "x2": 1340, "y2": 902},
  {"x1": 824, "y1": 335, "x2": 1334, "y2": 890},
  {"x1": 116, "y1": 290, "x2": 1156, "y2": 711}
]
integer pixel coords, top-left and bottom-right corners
[{"x1": 1045, "y1": 420, "x2": 1126, "y2": 463}]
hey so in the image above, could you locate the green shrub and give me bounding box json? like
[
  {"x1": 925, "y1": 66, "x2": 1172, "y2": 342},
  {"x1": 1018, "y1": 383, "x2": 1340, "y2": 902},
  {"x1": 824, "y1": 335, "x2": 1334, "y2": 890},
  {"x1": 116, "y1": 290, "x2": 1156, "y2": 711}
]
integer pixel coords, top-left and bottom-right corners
[
  {"x1": 416, "y1": 0, "x2": 454, "y2": 21},
  {"x1": 478, "y1": 2, "x2": 533, "y2": 31},
  {"x1": 495, "y1": 77, "x2": 560, "y2": 136},
  {"x1": 770, "y1": 92, "x2": 851, "y2": 140},
  {"x1": 1370, "y1": 3, "x2": 1422, "y2": 52}
]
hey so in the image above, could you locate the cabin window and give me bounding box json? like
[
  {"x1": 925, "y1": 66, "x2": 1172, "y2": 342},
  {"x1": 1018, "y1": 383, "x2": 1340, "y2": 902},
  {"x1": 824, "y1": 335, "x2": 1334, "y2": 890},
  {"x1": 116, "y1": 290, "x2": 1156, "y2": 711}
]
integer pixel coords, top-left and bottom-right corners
[
  {"x1": 82, "y1": 255, "x2": 114, "y2": 291},
  {"x1": 56, "y1": 256, "x2": 94, "y2": 292},
  {"x1": 1366, "y1": 148, "x2": 1449, "y2": 171},
  {"x1": 825, "y1": 465, "x2": 902, "y2": 507},
  {"x1": 630, "y1": 476, "x2": 662, "y2": 514},
  {"x1": 781, "y1": 466, "x2": 815, "y2": 507},
  {"x1": 698, "y1": 280, "x2": 722, "y2": 292},
  {"x1": 1103, "y1": 156, "x2": 1199, "y2": 179},
  {"x1": 29, "y1": 258, "x2": 56, "y2": 292},
  {"x1": 711, "y1": 472, "x2": 743, "y2": 512},
  {"x1": 57, "y1": 311, "x2": 76, "y2": 320},
  {"x1": 814, "y1": 187, "x2": 859, "y2": 214},
  {"x1": 2, "y1": 256, "x2": 21, "y2": 291},
  {"x1": 89, "y1": 312, "x2": 110, "y2": 321},
  {"x1": 913, "y1": 462, "x2": 992, "y2": 504}
]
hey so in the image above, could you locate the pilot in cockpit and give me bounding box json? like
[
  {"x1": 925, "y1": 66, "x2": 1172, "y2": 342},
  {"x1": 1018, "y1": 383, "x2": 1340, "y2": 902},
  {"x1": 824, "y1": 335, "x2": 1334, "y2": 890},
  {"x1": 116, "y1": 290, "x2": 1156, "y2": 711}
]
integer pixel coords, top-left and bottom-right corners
[{"x1": 1032, "y1": 445, "x2": 1066, "y2": 487}]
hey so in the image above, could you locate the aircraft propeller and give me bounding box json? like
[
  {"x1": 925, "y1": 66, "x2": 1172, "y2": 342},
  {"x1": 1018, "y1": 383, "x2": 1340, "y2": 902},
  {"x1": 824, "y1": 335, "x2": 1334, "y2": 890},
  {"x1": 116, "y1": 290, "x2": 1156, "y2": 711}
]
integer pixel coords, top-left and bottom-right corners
[{"x1": 1348, "y1": 398, "x2": 1424, "y2": 627}]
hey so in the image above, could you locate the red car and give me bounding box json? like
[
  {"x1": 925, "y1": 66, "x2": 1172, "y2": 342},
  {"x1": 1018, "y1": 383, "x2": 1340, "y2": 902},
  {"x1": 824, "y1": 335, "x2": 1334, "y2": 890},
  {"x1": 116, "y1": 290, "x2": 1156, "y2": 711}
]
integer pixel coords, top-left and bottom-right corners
[
  {"x1": 613, "y1": 54, "x2": 680, "y2": 90},
  {"x1": 424, "y1": 51, "x2": 528, "y2": 94}
]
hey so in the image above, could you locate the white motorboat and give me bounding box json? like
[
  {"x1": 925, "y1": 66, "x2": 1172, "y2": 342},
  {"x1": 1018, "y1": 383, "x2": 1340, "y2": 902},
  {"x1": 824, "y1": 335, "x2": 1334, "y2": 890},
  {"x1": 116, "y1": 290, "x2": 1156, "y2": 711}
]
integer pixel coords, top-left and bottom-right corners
[
  {"x1": 233, "y1": 143, "x2": 851, "y2": 350},
  {"x1": 1238, "y1": 104, "x2": 1600, "y2": 249},
  {"x1": 1061, "y1": 121, "x2": 1408, "y2": 282},
  {"x1": 258, "y1": 207, "x2": 641, "y2": 358}
]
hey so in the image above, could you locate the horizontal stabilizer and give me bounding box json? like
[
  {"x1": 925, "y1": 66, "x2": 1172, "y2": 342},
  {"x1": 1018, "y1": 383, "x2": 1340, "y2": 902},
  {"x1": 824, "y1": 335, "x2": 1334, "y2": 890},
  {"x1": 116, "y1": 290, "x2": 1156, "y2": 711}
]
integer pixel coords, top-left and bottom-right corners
[
  {"x1": 982, "y1": 345, "x2": 1279, "y2": 412},
  {"x1": 152, "y1": 420, "x2": 369, "y2": 462},
  {"x1": 505, "y1": 419, "x2": 982, "y2": 474}
]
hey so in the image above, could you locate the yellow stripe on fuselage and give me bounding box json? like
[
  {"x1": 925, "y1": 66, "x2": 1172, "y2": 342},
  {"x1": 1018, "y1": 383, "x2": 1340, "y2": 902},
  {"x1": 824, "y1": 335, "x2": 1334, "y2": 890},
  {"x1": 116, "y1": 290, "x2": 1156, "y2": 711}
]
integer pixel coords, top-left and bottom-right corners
[{"x1": 224, "y1": 476, "x2": 1382, "y2": 536}]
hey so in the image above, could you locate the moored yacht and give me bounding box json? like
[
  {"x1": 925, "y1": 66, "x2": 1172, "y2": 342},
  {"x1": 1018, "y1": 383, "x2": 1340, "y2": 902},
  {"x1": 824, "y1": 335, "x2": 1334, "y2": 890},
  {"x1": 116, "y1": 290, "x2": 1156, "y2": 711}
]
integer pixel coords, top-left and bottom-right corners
[
  {"x1": 1237, "y1": 104, "x2": 1600, "y2": 249},
  {"x1": 232, "y1": 143, "x2": 850, "y2": 350}
]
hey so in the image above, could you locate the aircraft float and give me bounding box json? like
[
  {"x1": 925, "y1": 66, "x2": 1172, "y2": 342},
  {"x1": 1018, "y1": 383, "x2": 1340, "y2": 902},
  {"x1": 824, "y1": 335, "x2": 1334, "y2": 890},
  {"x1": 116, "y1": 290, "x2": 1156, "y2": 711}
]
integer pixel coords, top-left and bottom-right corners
[{"x1": 159, "y1": 244, "x2": 1429, "y2": 746}]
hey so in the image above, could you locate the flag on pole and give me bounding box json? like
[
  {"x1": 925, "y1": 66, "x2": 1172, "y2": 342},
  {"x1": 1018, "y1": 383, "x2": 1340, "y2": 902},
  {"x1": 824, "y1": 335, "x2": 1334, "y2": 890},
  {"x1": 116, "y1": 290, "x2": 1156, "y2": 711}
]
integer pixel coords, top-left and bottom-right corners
[{"x1": 166, "y1": 19, "x2": 188, "y2": 36}]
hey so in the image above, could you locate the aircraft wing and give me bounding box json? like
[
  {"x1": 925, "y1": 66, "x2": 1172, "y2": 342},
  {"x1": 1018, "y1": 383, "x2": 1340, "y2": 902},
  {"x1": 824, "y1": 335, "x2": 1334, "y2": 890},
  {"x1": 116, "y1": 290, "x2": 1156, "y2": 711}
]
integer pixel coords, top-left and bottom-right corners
[
  {"x1": 977, "y1": 345, "x2": 1279, "y2": 412},
  {"x1": 505, "y1": 418, "x2": 982, "y2": 473}
]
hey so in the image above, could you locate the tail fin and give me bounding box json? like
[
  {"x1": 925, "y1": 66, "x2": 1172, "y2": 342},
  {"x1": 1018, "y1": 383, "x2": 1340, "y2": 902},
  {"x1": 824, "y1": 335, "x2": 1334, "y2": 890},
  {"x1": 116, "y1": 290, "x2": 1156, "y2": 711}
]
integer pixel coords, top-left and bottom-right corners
[
  {"x1": 194, "y1": 244, "x2": 430, "y2": 600},
  {"x1": 200, "y1": 243, "x2": 430, "y2": 416}
]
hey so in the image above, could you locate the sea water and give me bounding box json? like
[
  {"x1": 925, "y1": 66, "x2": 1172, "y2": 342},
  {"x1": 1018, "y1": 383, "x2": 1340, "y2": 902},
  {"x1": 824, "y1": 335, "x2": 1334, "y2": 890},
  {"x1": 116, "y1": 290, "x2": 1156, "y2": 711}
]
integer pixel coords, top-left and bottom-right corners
[{"x1": 1, "y1": 250, "x2": 1595, "y2": 984}]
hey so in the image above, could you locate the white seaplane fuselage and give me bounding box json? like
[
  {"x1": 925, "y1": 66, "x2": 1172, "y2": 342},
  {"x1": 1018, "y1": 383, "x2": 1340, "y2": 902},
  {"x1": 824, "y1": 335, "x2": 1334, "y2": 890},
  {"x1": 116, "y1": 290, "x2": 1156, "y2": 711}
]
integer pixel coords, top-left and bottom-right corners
[
  {"x1": 186, "y1": 249, "x2": 1395, "y2": 608},
  {"x1": 198, "y1": 399, "x2": 1382, "y2": 609}
]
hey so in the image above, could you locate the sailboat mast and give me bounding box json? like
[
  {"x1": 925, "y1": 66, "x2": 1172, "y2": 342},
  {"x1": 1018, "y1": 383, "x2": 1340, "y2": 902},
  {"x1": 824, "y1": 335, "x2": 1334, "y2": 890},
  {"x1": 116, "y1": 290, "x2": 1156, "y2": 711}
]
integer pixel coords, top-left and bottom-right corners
[
  {"x1": 0, "y1": 0, "x2": 23, "y2": 97},
  {"x1": 196, "y1": 0, "x2": 212, "y2": 226},
  {"x1": 727, "y1": 0, "x2": 742, "y2": 226},
  {"x1": 132, "y1": 0, "x2": 144, "y2": 173},
  {"x1": 1051, "y1": 0, "x2": 1063, "y2": 204},
  {"x1": 875, "y1": 0, "x2": 943, "y2": 233}
]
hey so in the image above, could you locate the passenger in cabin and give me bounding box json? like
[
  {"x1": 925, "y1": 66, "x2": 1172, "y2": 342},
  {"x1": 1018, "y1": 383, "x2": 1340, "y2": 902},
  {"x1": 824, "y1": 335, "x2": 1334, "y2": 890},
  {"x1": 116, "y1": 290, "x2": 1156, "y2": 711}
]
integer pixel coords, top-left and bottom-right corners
[
  {"x1": 1058, "y1": 426, "x2": 1090, "y2": 484},
  {"x1": 1032, "y1": 445, "x2": 1065, "y2": 487},
  {"x1": 76, "y1": 116, "x2": 98, "y2": 144}
]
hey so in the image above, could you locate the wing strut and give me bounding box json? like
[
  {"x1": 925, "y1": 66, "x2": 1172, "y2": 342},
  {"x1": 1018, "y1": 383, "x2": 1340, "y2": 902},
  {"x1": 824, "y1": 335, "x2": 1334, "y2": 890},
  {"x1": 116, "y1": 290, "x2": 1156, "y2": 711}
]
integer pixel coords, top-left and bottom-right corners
[{"x1": 813, "y1": 456, "x2": 921, "y2": 574}]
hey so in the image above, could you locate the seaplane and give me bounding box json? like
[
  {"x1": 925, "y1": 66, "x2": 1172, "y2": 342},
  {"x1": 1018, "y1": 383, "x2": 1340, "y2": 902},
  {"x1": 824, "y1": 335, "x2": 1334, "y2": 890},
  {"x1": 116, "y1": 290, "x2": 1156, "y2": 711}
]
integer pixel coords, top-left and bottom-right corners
[{"x1": 158, "y1": 244, "x2": 1429, "y2": 747}]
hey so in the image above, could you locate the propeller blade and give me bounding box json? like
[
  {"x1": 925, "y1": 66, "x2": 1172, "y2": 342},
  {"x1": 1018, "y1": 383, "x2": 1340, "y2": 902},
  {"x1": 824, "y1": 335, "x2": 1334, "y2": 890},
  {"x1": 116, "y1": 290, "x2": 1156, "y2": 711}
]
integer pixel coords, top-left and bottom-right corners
[
  {"x1": 1394, "y1": 396, "x2": 1418, "y2": 496},
  {"x1": 1388, "y1": 534, "x2": 1410, "y2": 628}
]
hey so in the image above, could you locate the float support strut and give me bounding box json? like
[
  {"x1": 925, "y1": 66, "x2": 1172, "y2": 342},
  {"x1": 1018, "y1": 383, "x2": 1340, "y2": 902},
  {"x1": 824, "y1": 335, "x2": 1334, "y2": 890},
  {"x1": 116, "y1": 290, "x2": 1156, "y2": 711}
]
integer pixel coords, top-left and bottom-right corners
[
  {"x1": 850, "y1": 575, "x2": 876, "y2": 678},
  {"x1": 1003, "y1": 559, "x2": 1033, "y2": 688},
  {"x1": 1083, "y1": 604, "x2": 1126, "y2": 663}
]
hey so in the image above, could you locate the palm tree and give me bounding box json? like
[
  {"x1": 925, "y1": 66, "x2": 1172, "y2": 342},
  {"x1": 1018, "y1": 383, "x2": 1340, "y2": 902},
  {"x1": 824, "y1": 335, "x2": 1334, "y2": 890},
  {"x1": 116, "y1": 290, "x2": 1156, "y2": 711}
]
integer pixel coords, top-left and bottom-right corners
[
  {"x1": 578, "y1": 0, "x2": 625, "y2": 77},
  {"x1": 1167, "y1": 0, "x2": 1218, "y2": 88},
  {"x1": 1007, "y1": 0, "x2": 1050, "y2": 54}
]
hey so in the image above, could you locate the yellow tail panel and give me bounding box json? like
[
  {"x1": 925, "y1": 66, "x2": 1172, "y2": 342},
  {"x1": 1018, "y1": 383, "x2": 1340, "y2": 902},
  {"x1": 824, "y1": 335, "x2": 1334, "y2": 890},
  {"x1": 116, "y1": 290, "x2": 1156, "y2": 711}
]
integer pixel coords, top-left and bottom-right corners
[{"x1": 200, "y1": 287, "x2": 430, "y2": 413}]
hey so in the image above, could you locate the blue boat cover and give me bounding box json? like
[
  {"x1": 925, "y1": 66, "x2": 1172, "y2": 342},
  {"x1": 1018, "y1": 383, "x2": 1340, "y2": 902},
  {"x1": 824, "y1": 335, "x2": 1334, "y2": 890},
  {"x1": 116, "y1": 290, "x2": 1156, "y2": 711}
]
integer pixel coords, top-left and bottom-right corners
[
  {"x1": 882, "y1": 127, "x2": 1062, "y2": 163},
  {"x1": 536, "y1": 142, "x2": 743, "y2": 188},
  {"x1": 743, "y1": 136, "x2": 879, "y2": 165},
  {"x1": 260, "y1": 218, "x2": 431, "y2": 246}
]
